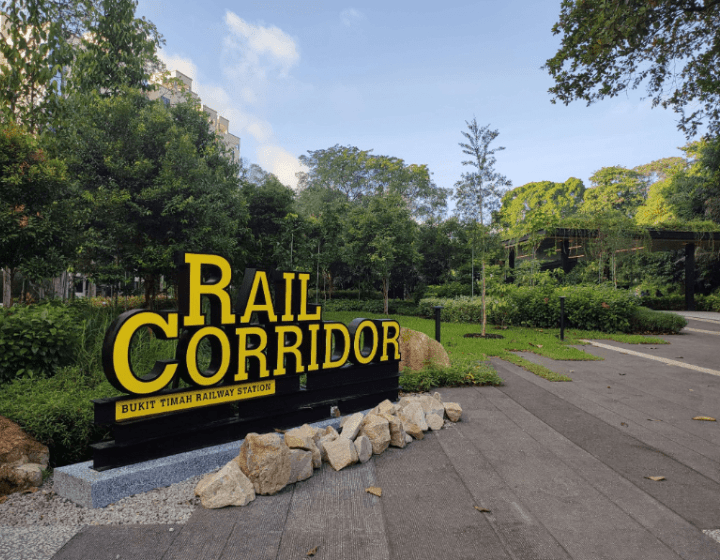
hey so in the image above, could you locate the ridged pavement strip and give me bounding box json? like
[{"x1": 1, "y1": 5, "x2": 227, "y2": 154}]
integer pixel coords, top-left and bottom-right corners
[{"x1": 579, "y1": 340, "x2": 720, "y2": 377}]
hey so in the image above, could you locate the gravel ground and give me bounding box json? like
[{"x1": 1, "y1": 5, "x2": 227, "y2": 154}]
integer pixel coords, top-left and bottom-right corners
[{"x1": 0, "y1": 470, "x2": 210, "y2": 560}]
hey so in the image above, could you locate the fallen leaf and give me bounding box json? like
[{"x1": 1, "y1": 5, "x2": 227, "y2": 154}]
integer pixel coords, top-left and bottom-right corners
[
  {"x1": 273, "y1": 428, "x2": 286, "y2": 434},
  {"x1": 365, "y1": 486, "x2": 382, "y2": 497},
  {"x1": 536, "y1": 344, "x2": 543, "y2": 348},
  {"x1": 619, "y1": 373, "x2": 626, "y2": 376},
  {"x1": 644, "y1": 476, "x2": 666, "y2": 481},
  {"x1": 0, "y1": 496, "x2": 7, "y2": 504},
  {"x1": 474, "y1": 505, "x2": 491, "y2": 512},
  {"x1": 307, "y1": 545, "x2": 319, "y2": 556},
  {"x1": 620, "y1": 422, "x2": 628, "y2": 427},
  {"x1": 601, "y1": 302, "x2": 610, "y2": 309},
  {"x1": 607, "y1": 386, "x2": 611, "y2": 389},
  {"x1": 693, "y1": 416, "x2": 717, "y2": 422},
  {"x1": 21, "y1": 487, "x2": 37, "y2": 494}
]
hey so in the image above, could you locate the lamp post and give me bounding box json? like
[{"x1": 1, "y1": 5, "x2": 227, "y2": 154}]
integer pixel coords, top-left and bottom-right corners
[
  {"x1": 560, "y1": 296, "x2": 566, "y2": 341},
  {"x1": 434, "y1": 306, "x2": 444, "y2": 343}
]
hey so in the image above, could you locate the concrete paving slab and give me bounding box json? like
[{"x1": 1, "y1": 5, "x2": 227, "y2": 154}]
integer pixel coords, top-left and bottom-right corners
[
  {"x1": 474, "y1": 375, "x2": 720, "y2": 560},
  {"x1": 372, "y1": 431, "x2": 512, "y2": 560},
  {"x1": 52, "y1": 524, "x2": 181, "y2": 560},
  {"x1": 491, "y1": 360, "x2": 720, "y2": 530}
]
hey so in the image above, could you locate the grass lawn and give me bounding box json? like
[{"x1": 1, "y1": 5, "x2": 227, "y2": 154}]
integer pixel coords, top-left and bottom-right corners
[{"x1": 324, "y1": 311, "x2": 670, "y2": 383}]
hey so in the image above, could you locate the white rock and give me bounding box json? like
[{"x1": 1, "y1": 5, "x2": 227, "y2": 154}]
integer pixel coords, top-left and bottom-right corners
[
  {"x1": 426, "y1": 412, "x2": 444, "y2": 431},
  {"x1": 432, "y1": 392, "x2": 443, "y2": 403},
  {"x1": 401, "y1": 401, "x2": 428, "y2": 431},
  {"x1": 354, "y1": 435, "x2": 373, "y2": 463},
  {"x1": 444, "y1": 402, "x2": 463, "y2": 422},
  {"x1": 195, "y1": 460, "x2": 255, "y2": 508},
  {"x1": 284, "y1": 427, "x2": 314, "y2": 450},
  {"x1": 318, "y1": 432, "x2": 339, "y2": 462},
  {"x1": 419, "y1": 395, "x2": 445, "y2": 417},
  {"x1": 404, "y1": 433, "x2": 413, "y2": 444},
  {"x1": 236, "y1": 432, "x2": 292, "y2": 496},
  {"x1": 371, "y1": 399, "x2": 398, "y2": 416},
  {"x1": 397, "y1": 412, "x2": 424, "y2": 440},
  {"x1": 288, "y1": 449, "x2": 313, "y2": 483},
  {"x1": 324, "y1": 437, "x2": 359, "y2": 471},
  {"x1": 380, "y1": 412, "x2": 407, "y2": 448},
  {"x1": 359, "y1": 414, "x2": 391, "y2": 454},
  {"x1": 340, "y1": 412, "x2": 365, "y2": 440}
]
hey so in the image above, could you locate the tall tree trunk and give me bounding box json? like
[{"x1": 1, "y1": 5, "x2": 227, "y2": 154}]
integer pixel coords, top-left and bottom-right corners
[
  {"x1": 2, "y1": 268, "x2": 13, "y2": 308},
  {"x1": 382, "y1": 276, "x2": 389, "y2": 315},
  {"x1": 481, "y1": 260, "x2": 487, "y2": 336}
]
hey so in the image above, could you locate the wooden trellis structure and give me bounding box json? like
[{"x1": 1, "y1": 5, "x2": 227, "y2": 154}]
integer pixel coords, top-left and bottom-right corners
[{"x1": 502, "y1": 228, "x2": 720, "y2": 311}]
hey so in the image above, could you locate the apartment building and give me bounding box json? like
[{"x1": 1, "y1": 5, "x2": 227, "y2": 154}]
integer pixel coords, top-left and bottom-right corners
[{"x1": 148, "y1": 70, "x2": 241, "y2": 162}]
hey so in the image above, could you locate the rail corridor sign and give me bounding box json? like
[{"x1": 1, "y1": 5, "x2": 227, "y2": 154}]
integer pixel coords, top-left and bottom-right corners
[{"x1": 92, "y1": 252, "x2": 401, "y2": 470}]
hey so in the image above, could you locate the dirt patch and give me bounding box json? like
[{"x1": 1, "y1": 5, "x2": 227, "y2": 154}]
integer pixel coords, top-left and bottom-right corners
[{"x1": 463, "y1": 333, "x2": 505, "y2": 339}]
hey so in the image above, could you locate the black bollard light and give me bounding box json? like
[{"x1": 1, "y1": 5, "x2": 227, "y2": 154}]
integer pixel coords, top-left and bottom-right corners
[
  {"x1": 559, "y1": 296, "x2": 566, "y2": 341},
  {"x1": 434, "y1": 306, "x2": 444, "y2": 343}
]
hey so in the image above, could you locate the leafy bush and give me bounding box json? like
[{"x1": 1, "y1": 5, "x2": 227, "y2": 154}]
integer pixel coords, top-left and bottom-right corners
[
  {"x1": 399, "y1": 360, "x2": 501, "y2": 392},
  {"x1": 424, "y1": 282, "x2": 473, "y2": 298},
  {"x1": 639, "y1": 295, "x2": 686, "y2": 310},
  {"x1": 322, "y1": 299, "x2": 419, "y2": 315},
  {"x1": 420, "y1": 285, "x2": 641, "y2": 333},
  {"x1": 0, "y1": 304, "x2": 81, "y2": 383},
  {"x1": 629, "y1": 307, "x2": 687, "y2": 333},
  {"x1": 0, "y1": 366, "x2": 119, "y2": 466}
]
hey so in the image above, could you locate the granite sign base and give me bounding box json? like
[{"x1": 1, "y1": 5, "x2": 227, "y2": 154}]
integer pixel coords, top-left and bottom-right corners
[{"x1": 53, "y1": 414, "x2": 351, "y2": 509}]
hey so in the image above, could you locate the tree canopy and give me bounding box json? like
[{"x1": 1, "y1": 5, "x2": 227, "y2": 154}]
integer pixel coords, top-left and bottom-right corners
[{"x1": 544, "y1": 0, "x2": 720, "y2": 138}]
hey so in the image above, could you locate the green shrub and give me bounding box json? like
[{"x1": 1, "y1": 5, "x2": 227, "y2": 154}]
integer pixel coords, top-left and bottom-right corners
[
  {"x1": 640, "y1": 294, "x2": 686, "y2": 310},
  {"x1": 0, "y1": 366, "x2": 119, "y2": 466},
  {"x1": 420, "y1": 285, "x2": 640, "y2": 333},
  {"x1": 322, "y1": 299, "x2": 419, "y2": 315},
  {"x1": 424, "y1": 282, "x2": 473, "y2": 298},
  {"x1": 630, "y1": 307, "x2": 687, "y2": 333},
  {"x1": 399, "y1": 360, "x2": 501, "y2": 392},
  {"x1": 0, "y1": 304, "x2": 81, "y2": 383}
]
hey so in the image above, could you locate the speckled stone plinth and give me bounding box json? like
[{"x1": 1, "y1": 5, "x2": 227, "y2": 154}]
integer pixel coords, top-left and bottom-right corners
[{"x1": 54, "y1": 416, "x2": 349, "y2": 508}]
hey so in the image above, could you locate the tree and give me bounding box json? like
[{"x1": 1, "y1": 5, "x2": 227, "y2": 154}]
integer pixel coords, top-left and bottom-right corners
[
  {"x1": 580, "y1": 167, "x2": 649, "y2": 218},
  {"x1": 453, "y1": 119, "x2": 511, "y2": 334},
  {"x1": 498, "y1": 178, "x2": 585, "y2": 231},
  {"x1": 49, "y1": 89, "x2": 246, "y2": 307},
  {"x1": 297, "y1": 145, "x2": 448, "y2": 220},
  {"x1": 544, "y1": 0, "x2": 720, "y2": 138},
  {"x1": 66, "y1": 0, "x2": 163, "y2": 96},
  {"x1": 0, "y1": 0, "x2": 67, "y2": 132},
  {"x1": 0, "y1": 122, "x2": 78, "y2": 306},
  {"x1": 344, "y1": 194, "x2": 419, "y2": 314}
]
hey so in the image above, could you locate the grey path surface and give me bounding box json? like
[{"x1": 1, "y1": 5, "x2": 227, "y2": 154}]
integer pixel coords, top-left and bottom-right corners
[{"x1": 47, "y1": 323, "x2": 720, "y2": 560}]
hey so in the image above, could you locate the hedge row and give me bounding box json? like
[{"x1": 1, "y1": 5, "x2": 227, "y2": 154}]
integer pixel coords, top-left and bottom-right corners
[
  {"x1": 641, "y1": 294, "x2": 720, "y2": 312},
  {"x1": 419, "y1": 285, "x2": 685, "y2": 333}
]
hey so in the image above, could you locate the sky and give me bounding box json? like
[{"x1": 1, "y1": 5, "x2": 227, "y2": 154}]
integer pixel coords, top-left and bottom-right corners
[{"x1": 136, "y1": 0, "x2": 696, "y2": 202}]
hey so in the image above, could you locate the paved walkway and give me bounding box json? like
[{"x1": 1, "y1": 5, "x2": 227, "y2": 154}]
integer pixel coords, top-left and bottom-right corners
[{"x1": 52, "y1": 316, "x2": 720, "y2": 559}]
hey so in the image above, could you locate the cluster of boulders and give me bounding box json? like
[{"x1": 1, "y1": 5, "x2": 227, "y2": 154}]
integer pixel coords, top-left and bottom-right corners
[
  {"x1": 0, "y1": 416, "x2": 49, "y2": 498},
  {"x1": 195, "y1": 393, "x2": 462, "y2": 509}
]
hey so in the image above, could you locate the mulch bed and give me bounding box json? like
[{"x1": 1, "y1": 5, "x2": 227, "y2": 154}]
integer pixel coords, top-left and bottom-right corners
[{"x1": 463, "y1": 333, "x2": 505, "y2": 339}]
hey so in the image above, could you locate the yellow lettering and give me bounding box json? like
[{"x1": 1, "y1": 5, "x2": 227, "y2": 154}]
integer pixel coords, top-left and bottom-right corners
[
  {"x1": 380, "y1": 320, "x2": 401, "y2": 361},
  {"x1": 306, "y1": 323, "x2": 320, "y2": 372},
  {"x1": 352, "y1": 320, "x2": 379, "y2": 365},
  {"x1": 185, "y1": 327, "x2": 230, "y2": 386},
  {"x1": 240, "y1": 271, "x2": 278, "y2": 323},
  {"x1": 112, "y1": 311, "x2": 179, "y2": 394},
  {"x1": 275, "y1": 325, "x2": 304, "y2": 376},
  {"x1": 183, "y1": 253, "x2": 235, "y2": 327},
  {"x1": 323, "y1": 322, "x2": 350, "y2": 369},
  {"x1": 281, "y1": 272, "x2": 295, "y2": 322},
  {"x1": 236, "y1": 326, "x2": 269, "y2": 380},
  {"x1": 297, "y1": 273, "x2": 321, "y2": 321}
]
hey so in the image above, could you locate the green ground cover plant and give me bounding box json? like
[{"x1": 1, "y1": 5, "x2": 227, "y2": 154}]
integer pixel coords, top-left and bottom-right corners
[{"x1": 324, "y1": 311, "x2": 669, "y2": 385}]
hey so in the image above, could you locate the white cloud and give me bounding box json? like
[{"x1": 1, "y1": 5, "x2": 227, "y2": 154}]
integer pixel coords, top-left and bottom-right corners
[
  {"x1": 224, "y1": 12, "x2": 299, "y2": 75},
  {"x1": 157, "y1": 51, "x2": 198, "y2": 82},
  {"x1": 340, "y1": 8, "x2": 365, "y2": 26},
  {"x1": 157, "y1": 16, "x2": 307, "y2": 190},
  {"x1": 257, "y1": 145, "x2": 309, "y2": 189}
]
